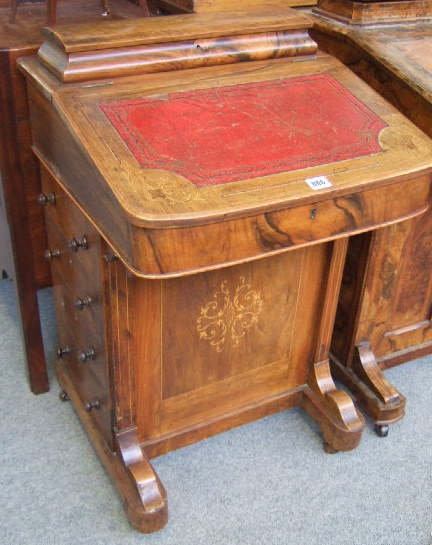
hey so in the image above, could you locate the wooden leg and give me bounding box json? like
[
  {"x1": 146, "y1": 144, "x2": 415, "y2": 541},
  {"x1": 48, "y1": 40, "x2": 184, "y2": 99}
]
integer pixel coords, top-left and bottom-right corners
[
  {"x1": 330, "y1": 342, "x2": 406, "y2": 433},
  {"x1": 56, "y1": 361, "x2": 168, "y2": 533},
  {"x1": 301, "y1": 238, "x2": 364, "y2": 451}
]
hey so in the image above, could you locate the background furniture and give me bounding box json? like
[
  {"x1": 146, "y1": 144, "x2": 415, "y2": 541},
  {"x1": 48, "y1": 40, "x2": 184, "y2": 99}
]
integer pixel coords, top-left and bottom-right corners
[{"x1": 309, "y1": 0, "x2": 432, "y2": 435}]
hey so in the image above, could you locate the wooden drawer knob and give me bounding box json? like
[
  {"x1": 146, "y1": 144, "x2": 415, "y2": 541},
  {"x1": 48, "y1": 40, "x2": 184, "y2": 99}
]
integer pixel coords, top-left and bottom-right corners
[
  {"x1": 84, "y1": 398, "x2": 100, "y2": 412},
  {"x1": 79, "y1": 348, "x2": 96, "y2": 363},
  {"x1": 57, "y1": 346, "x2": 71, "y2": 359},
  {"x1": 67, "y1": 235, "x2": 88, "y2": 252},
  {"x1": 38, "y1": 192, "x2": 56, "y2": 206},
  {"x1": 44, "y1": 248, "x2": 61, "y2": 261},
  {"x1": 75, "y1": 296, "x2": 92, "y2": 311}
]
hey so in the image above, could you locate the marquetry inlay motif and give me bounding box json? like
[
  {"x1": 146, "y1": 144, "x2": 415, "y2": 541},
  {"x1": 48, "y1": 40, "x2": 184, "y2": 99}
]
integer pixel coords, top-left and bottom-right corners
[{"x1": 196, "y1": 276, "x2": 263, "y2": 352}]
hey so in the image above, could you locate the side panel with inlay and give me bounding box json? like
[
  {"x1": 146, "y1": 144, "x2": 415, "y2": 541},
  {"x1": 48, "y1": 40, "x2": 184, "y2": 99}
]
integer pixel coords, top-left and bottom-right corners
[{"x1": 132, "y1": 244, "x2": 331, "y2": 443}]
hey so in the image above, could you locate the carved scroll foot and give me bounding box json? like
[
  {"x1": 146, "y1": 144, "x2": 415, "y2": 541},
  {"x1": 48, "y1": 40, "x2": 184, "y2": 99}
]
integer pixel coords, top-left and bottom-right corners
[
  {"x1": 330, "y1": 342, "x2": 406, "y2": 429},
  {"x1": 55, "y1": 361, "x2": 168, "y2": 533},
  {"x1": 301, "y1": 360, "x2": 364, "y2": 453},
  {"x1": 116, "y1": 428, "x2": 168, "y2": 532}
]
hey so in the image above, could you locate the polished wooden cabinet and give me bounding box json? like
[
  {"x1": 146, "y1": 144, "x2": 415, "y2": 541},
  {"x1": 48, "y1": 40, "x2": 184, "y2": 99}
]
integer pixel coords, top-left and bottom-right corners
[{"x1": 19, "y1": 8, "x2": 432, "y2": 533}]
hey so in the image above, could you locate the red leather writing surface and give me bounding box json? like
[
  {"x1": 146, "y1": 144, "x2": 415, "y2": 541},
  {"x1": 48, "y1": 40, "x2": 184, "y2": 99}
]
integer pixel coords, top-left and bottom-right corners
[{"x1": 101, "y1": 74, "x2": 386, "y2": 187}]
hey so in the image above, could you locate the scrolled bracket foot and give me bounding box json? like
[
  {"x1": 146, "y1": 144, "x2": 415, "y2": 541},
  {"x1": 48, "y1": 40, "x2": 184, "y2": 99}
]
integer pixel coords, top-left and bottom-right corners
[
  {"x1": 302, "y1": 359, "x2": 364, "y2": 453},
  {"x1": 116, "y1": 427, "x2": 168, "y2": 532},
  {"x1": 330, "y1": 342, "x2": 406, "y2": 429}
]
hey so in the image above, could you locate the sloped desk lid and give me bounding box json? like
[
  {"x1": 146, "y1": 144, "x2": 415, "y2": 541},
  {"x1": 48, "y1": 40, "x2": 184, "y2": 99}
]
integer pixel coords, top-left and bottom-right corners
[
  {"x1": 18, "y1": 14, "x2": 432, "y2": 276},
  {"x1": 21, "y1": 53, "x2": 432, "y2": 225}
]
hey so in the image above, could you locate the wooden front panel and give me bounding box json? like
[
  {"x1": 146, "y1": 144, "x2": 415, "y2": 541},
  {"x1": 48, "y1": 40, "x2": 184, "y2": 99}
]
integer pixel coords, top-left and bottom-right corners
[
  {"x1": 161, "y1": 252, "x2": 304, "y2": 399},
  {"x1": 132, "y1": 243, "x2": 332, "y2": 445}
]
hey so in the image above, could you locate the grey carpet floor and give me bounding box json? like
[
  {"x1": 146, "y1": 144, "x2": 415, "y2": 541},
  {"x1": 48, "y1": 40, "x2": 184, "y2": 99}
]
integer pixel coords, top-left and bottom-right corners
[{"x1": 0, "y1": 278, "x2": 431, "y2": 545}]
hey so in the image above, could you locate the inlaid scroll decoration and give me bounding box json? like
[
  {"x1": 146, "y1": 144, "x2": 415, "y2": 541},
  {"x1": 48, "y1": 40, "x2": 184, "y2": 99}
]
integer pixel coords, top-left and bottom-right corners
[
  {"x1": 197, "y1": 276, "x2": 263, "y2": 352},
  {"x1": 115, "y1": 159, "x2": 200, "y2": 204}
]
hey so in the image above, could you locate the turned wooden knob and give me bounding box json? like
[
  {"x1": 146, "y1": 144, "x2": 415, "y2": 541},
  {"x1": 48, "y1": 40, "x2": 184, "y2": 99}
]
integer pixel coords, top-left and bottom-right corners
[
  {"x1": 84, "y1": 398, "x2": 100, "y2": 412},
  {"x1": 44, "y1": 248, "x2": 61, "y2": 261},
  {"x1": 57, "y1": 346, "x2": 71, "y2": 359},
  {"x1": 58, "y1": 390, "x2": 69, "y2": 402},
  {"x1": 103, "y1": 251, "x2": 119, "y2": 263},
  {"x1": 79, "y1": 347, "x2": 96, "y2": 363},
  {"x1": 67, "y1": 235, "x2": 88, "y2": 252},
  {"x1": 75, "y1": 296, "x2": 92, "y2": 311},
  {"x1": 38, "y1": 192, "x2": 56, "y2": 206}
]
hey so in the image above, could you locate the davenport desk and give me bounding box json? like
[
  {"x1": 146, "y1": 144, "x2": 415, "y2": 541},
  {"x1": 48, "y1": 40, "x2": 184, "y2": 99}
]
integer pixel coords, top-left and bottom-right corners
[
  {"x1": 19, "y1": 8, "x2": 432, "y2": 532},
  {"x1": 309, "y1": 0, "x2": 432, "y2": 435}
]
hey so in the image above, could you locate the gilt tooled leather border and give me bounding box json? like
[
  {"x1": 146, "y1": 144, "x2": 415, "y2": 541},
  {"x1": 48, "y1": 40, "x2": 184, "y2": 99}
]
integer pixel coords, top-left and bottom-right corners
[{"x1": 100, "y1": 74, "x2": 387, "y2": 187}]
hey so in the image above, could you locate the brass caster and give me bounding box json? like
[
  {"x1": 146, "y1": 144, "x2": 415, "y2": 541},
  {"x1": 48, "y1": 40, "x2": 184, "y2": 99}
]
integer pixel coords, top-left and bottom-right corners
[
  {"x1": 374, "y1": 424, "x2": 389, "y2": 437},
  {"x1": 59, "y1": 390, "x2": 69, "y2": 402}
]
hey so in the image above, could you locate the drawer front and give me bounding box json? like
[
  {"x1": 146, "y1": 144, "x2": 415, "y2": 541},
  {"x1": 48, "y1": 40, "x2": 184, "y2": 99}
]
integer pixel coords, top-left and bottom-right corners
[
  {"x1": 42, "y1": 175, "x2": 112, "y2": 445},
  {"x1": 54, "y1": 281, "x2": 112, "y2": 444},
  {"x1": 41, "y1": 166, "x2": 91, "y2": 240},
  {"x1": 45, "y1": 216, "x2": 105, "y2": 329}
]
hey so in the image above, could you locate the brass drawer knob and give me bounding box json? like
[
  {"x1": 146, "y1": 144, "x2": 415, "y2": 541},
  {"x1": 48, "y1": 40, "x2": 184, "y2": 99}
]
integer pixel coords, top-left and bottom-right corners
[
  {"x1": 44, "y1": 248, "x2": 61, "y2": 261},
  {"x1": 57, "y1": 346, "x2": 71, "y2": 359},
  {"x1": 79, "y1": 348, "x2": 96, "y2": 363},
  {"x1": 38, "y1": 192, "x2": 56, "y2": 206},
  {"x1": 67, "y1": 235, "x2": 88, "y2": 253},
  {"x1": 75, "y1": 296, "x2": 92, "y2": 311},
  {"x1": 84, "y1": 398, "x2": 100, "y2": 412}
]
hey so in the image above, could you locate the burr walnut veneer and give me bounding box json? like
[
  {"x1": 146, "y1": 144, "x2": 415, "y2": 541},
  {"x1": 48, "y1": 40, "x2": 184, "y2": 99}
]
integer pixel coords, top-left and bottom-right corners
[
  {"x1": 19, "y1": 9, "x2": 432, "y2": 532},
  {"x1": 310, "y1": 2, "x2": 432, "y2": 435}
]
